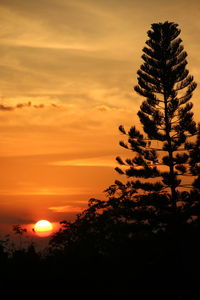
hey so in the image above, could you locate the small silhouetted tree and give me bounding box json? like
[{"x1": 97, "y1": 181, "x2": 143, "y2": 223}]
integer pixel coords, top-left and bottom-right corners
[{"x1": 12, "y1": 224, "x2": 27, "y2": 250}]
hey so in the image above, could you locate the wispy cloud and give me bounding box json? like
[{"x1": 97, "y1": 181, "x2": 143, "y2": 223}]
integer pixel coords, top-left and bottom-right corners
[
  {"x1": 0, "y1": 104, "x2": 14, "y2": 111},
  {"x1": 95, "y1": 105, "x2": 114, "y2": 112},
  {"x1": 48, "y1": 205, "x2": 84, "y2": 213},
  {"x1": 0, "y1": 101, "x2": 60, "y2": 112},
  {"x1": 49, "y1": 156, "x2": 116, "y2": 167}
]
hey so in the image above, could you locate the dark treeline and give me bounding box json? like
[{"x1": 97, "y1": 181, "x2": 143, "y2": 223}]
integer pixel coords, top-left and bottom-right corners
[
  {"x1": 1, "y1": 21, "x2": 200, "y2": 299},
  {"x1": 1, "y1": 195, "x2": 200, "y2": 299}
]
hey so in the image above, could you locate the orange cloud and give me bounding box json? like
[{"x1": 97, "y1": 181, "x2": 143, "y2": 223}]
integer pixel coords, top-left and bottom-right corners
[
  {"x1": 0, "y1": 104, "x2": 14, "y2": 111},
  {"x1": 48, "y1": 205, "x2": 84, "y2": 213},
  {"x1": 0, "y1": 101, "x2": 61, "y2": 112},
  {"x1": 50, "y1": 156, "x2": 116, "y2": 167}
]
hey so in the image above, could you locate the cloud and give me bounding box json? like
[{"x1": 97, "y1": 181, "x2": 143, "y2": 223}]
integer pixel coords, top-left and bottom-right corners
[
  {"x1": 49, "y1": 156, "x2": 117, "y2": 167},
  {"x1": 0, "y1": 101, "x2": 60, "y2": 112},
  {"x1": 16, "y1": 102, "x2": 31, "y2": 109},
  {"x1": 33, "y1": 104, "x2": 45, "y2": 109},
  {"x1": 0, "y1": 0, "x2": 114, "y2": 52},
  {"x1": 48, "y1": 205, "x2": 84, "y2": 213},
  {"x1": 0, "y1": 104, "x2": 14, "y2": 111},
  {"x1": 51, "y1": 103, "x2": 60, "y2": 108},
  {"x1": 96, "y1": 105, "x2": 113, "y2": 112}
]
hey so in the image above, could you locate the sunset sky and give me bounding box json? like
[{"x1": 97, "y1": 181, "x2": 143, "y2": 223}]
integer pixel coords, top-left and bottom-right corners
[{"x1": 1, "y1": 0, "x2": 200, "y2": 234}]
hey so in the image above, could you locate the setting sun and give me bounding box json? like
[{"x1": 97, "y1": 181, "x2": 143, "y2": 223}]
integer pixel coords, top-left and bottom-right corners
[{"x1": 34, "y1": 220, "x2": 53, "y2": 237}]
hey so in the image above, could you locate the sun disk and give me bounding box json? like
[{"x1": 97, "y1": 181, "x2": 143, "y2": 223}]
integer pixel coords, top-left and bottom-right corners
[{"x1": 34, "y1": 220, "x2": 53, "y2": 237}]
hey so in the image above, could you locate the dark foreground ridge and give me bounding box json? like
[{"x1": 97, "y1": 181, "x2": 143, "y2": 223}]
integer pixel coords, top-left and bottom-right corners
[{"x1": 0, "y1": 227, "x2": 200, "y2": 299}]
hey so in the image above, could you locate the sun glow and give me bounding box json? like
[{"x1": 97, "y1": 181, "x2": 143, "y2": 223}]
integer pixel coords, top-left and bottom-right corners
[{"x1": 34, "y1": 220, "x2": 53, "y2": 237}]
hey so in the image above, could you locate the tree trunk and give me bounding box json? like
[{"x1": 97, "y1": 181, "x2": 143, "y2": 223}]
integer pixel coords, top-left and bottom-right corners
[{"x1": 164, "y1": 92, "x2": 177, "y2": 209}]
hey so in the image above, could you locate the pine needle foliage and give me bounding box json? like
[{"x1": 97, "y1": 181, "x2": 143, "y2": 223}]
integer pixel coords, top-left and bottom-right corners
[{"x1": 116, "y1": 21, "x2": 200, "y2": 208}]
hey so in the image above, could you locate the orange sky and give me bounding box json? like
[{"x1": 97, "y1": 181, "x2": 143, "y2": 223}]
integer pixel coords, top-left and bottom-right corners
[{"x1": 0, "y1": 0, "x2": 200, "y2": 234}]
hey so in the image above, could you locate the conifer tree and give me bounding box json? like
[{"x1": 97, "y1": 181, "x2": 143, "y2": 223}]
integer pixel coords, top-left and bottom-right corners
[{"x1": 115, "y1": 21, "x2": 199, "y2": 211}]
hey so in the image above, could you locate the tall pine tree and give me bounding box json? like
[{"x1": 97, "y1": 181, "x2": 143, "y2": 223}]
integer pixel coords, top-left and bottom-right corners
[{"x1": 115, "y1": 21, "x2": 199, "y2": 212}]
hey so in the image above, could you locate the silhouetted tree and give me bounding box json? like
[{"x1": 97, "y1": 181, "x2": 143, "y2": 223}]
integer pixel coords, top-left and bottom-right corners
[
  {"x1": 12, "y1": 224, "x2": 27, "y2": 250},
  {"x1": 114, "y1": 21, "x2": 200, "y2": 219}
]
